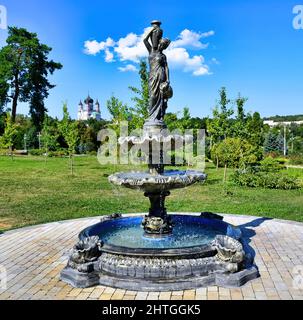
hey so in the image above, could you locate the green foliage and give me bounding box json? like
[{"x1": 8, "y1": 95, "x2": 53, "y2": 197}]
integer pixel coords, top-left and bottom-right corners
[
  {"x1": 41, "y1": 115, "x2": 59, "y2": 155},
  {"x1": 207, "y1": 87, "x2": 234, "y2": 142},
  {"x1": 177, "y1": 107, "x2": 191, "y2": 132},
  {"x1": 0, "y1": 26, "x2": 62, "y2": 128},
  {"x1": 232, "y1": 169, "x2": 300, "y2": 190},
  {"x1": 259, "y1": 157, "x2": 285, "y2": 172},
  {"x1": 264, "y1": 114, "x2": 303, "y2": 122},
  {"x1": 264, "y1": 131, "x2": 284, "y2": 154},
  {"x1": 288, "y1": 155, "x2": 303, "y2": 165},
  {"x1": 289, "y1": 135, "x2": 303, "y2": 155},
  {"x1": 0, "y1": 113, "x2": 19, "y2": 153},
  {"x1": 164, "y1": 109, "x2": 207, "y2": 133},
  {"x1": 58, "y1": 103, "x2": 79, "y2": 155},
  {"x1": 106, "y1": 94, "x2": 132, "y2": 133},
  {"x1": 164, "y1": 112, "x2": 179, "y2": 131},
  {"x1": 28, "y1": 148, "x2": 45, "y2": 156},
  {"x1": 47, "y1": 150, "x2": 68, "y2": 157},
  {"x1": 211, "y1": 137, "x2": 260, "y2": 169},
  {"x1": 29, "y1": 148, "x2": 68, "y2": 157},
  {"x1": 129, "y1": 60, "x2": 149, "y2": 128},
  {"x1": 232, "y1": 94, "x2": 248, "y2": 139},
  {"x1": 245, "y1": 112, "x2": 265, "y2": 147},
  {"x1": 26, "y1": 126, "x2": 39, "y2": 149}
]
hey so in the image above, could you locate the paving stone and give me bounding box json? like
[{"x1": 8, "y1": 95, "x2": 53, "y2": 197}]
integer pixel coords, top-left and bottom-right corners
[
  {"x1": 207, "y1": 292, "x2": 219, "y2": 300},
  {"x1": 99, "y1": 293, "x2": 113, "y2": 300},
  {"x1": 135, "y1": 292, "x2": 148, "y2": 300},
  {"x1": 0, "y1": 214, "x2": 303, "y2": 300},
  {"x1": 159, "y1": 292, "x2": 171, "y2": 300}
]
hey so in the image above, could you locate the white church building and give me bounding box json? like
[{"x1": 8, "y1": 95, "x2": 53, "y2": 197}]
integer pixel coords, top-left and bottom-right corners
[{"x1": 77, "y1": 95, "x2": 102, "y2": 121}]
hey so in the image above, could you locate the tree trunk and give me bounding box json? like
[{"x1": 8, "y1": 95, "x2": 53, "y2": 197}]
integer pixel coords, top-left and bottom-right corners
[
  {"x1": 216, "y1": 156, "x2": 219, "y2": 170},
  {"x1": 70, "y1": 154, "x2": 74, "y2": 176},
  {"x1": 11, "y1": 51, "x2": 23, "y2": 123},
  {"x1": 9, "y1": 145, "x2": 13, "y2": 161},
  {"x1": 223, "y1": 164, "x2": 227, "y2": 183},
  {"x1": 11, "y1": 73, "x2": 20, "y2": 123}
]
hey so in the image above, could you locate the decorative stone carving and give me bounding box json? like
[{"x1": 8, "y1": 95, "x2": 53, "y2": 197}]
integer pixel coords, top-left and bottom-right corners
[
  {"x1": 142, "y1": 215, "x2": 173, "y2": 235},
  {"x1": 200, "y1": 212, "x2": 223, "y2": 220},
  {"x1": 67, "y1": 236, "x2": 103, "y2": 273},
  {"x1": 109, "y1": 213, "x2": 122, "y2": 219},
  {"x1": 100, "y1": 213, "x2": 122, "y2": 222},
  {"x1": 108, "y1": 170, "x2": 207, "y2": 193},
  {"x1": 213, "y1": 235, "x2": 245, "y2": 264},
  {"x1": 61, "y1": 215, "x2": 259, "y2": 290}
]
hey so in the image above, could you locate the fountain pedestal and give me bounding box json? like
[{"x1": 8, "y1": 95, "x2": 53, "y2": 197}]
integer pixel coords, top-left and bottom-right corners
[
  {"x1": 144, "y1": 190, "x2": 170, "y2": 218},
  {"x1": 142, "y1": 190, "x2": 172, "y2": 235}
]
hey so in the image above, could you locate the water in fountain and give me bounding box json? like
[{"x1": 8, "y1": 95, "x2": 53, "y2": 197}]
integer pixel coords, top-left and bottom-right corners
[{"x1": 82, "y1": 215, "x2": 226, "y2": 249}]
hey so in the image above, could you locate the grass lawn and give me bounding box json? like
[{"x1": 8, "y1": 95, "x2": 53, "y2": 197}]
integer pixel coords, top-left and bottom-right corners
[{"x1": 0, "y1": 155, "x2": 302, "y2": 232}]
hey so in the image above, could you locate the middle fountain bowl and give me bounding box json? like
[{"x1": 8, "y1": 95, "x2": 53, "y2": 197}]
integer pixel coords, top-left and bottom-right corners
[{"x1": 108, "y1": 170, "x2": 207, "y2": 193}]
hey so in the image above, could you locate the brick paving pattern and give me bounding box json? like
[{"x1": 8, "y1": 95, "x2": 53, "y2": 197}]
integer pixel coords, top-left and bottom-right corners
[{"x1": 0, "y1": 214, "x2": 303, "y2": 300}]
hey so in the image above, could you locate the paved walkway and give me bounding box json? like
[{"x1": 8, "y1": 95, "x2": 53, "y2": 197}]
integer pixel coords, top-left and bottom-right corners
[{"x1": 0, "y1": 214, "x2": 303, "y2": 300}]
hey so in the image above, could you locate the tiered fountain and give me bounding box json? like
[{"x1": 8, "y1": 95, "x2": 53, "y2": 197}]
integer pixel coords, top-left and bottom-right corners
[{"x1": 60, "y1": 21, "x2": 259, "y2": 290}]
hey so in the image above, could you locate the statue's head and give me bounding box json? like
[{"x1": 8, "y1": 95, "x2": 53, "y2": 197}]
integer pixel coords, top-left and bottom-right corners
[{"x1": 159, "y1": 38, "x2": 171, "y2": 51}]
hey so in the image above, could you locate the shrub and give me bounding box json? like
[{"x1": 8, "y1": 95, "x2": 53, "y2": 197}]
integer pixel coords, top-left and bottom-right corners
[
  {"x1": 259, "y1": 157, "x2": 285, "y2": 172},
  {"x1": 211, "y1": 138, "x2": 261, "y2": 169},
  {"x1": 264, "y1": 132, "x2": 284, "y2": 154},
  {"x1": 232, "y1": 170, "x2": 300, "y2": 190},
  {"x1": 48, "y1": 150, "x2": 68, "y2": 157},
  {"x1": 288, "y1": 155, "x2": 303, "y2": 165},
  {"x1": 29, "y1": 149, "x2": 44, "y2": 156}
]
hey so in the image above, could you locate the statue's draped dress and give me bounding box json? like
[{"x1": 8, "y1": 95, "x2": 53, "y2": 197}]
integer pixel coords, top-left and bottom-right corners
[{"x1": 148, "y1": 52, "x2": 167, "y2": 121}]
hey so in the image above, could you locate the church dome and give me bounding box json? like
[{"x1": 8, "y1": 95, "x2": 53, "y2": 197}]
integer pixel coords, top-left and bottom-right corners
[{"x1": 84, "y1": 95, "x2": 93, "y2": 104}]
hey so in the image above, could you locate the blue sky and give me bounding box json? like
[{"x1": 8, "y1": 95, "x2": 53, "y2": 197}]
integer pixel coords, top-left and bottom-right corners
[{"x1": 0, "y1": 0, "x2": 302, "y2": 120}]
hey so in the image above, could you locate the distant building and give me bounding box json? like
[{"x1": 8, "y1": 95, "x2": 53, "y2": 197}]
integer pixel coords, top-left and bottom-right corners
[
  {"x1": 264, "y1": 120, "x2": 303, "y2": 127},
  {"x1": 77, "y1": 95, "x2": 101, "y2": 121}
]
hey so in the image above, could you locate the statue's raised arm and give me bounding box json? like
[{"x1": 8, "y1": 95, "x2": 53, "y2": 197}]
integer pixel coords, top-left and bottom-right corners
[{"x1": 143, "y1": 27, "x2": 155, "y2": 54}]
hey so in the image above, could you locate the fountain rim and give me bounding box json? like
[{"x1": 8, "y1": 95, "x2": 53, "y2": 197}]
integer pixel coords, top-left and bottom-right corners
[{"x1": 78, "y1": 214, "x2": 238, "y2": 258}]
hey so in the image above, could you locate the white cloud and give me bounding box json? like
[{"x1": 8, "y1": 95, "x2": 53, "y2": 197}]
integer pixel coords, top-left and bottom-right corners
[
  {"x1": 118, "y1": 64, "x2": 138, "y2": 72},
  {"x1": 105, "y1": 48, "x2": 114, "y2": 62},
  {"x1": 166, "y1": 48, "x2": 209, "y2": 75},
  {"x1": 84, "y1": 37, "x2": 115, "y2": 55},
  {"x1": 171, "y1": 29, "x2": 214, "y2": 49},
  {"x1": 84, "y1": 28, "x2": 215, "y2": 76}
]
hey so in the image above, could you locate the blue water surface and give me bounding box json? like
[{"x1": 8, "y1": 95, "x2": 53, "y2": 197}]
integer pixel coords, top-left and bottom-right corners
[{"x1": 87, "y1": 215, "x2": 226, "y2": 249}]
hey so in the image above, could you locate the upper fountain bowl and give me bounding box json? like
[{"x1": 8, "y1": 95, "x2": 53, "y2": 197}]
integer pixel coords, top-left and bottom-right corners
[{"x1": 108, "y1": 170, "x2": 207, "y2": 192}]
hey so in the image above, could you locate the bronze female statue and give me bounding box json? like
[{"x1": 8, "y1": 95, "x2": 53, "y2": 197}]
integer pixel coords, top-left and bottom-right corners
[{"x1": 144, "y1": 21, "x2": 173, "y2": 124}]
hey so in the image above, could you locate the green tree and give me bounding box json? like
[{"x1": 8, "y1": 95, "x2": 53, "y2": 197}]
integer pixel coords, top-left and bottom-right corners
[
  {"x1": 164, "y1": 112, "x2": 178, "y2": 131},
  {"x1": 77, "y1": 122, "x2": 97, "y2": 153},
  {"x1": 41, "y1": 115, "x2": 59, "y2": 161},
  {"x1": 177, "y1": 107, "x2": 192, "y2": 132},
  {"x1": 232, "y1": 94, "x2": 248, "y2": 139},
  {"x1": 211, "y1": 138, "x2": 259, "y2": 182},
  {"x1": 129, "y1": 60, "x2": 149, "y2": 128},
  {"x1": 106, "y1": 94, "x2": 132, "y2": 134},
  {"x1": 0, "y1": 27, "x2": 62, "y2": 128},
  {"x1": 264, "y1": 131, "x2": 284, "y2": 154},
  {"x1": 245, "y1": 112, "x2": 265, "y2": 147},
  {"x1": 207, "y1": 87, "x2": 234, "y2": 143},
  {"x1": 0, "y1": 113, "x2": 18, "y2": 160},
  {"x1": 58, "y1": 103, "x2": 79, "y2": 175}
]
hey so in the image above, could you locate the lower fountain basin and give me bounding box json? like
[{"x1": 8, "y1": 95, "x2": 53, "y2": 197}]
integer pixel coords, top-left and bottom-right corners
[
  {"x1": 80, "y1": 215, "x2": 228, "y2": 257},
  {"x1": 60, "y1": 213, "x2": 259, "y2": 290}
]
